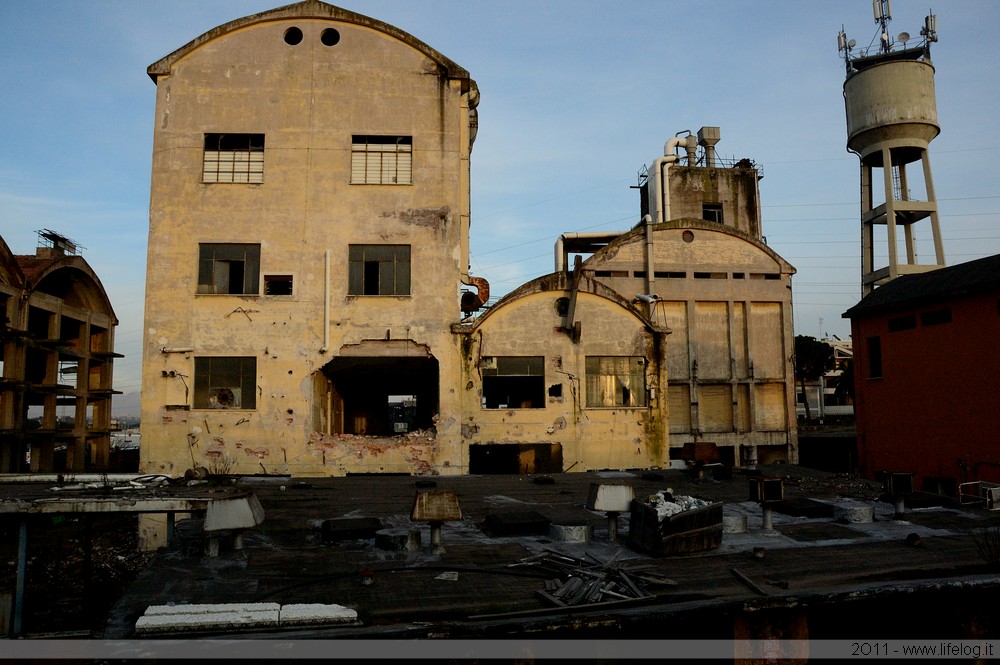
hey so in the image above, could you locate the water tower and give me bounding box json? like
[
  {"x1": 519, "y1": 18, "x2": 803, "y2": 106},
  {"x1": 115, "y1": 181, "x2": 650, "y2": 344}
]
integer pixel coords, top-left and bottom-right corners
[{"x1": 839, "y1": 1, "x2": 944, "y2": 295}]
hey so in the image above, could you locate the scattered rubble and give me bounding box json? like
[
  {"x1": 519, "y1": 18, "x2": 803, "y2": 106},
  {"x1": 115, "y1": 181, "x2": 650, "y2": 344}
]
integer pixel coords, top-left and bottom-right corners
[
  {"x1": 509, "y1": 549, "x2": 675, "y2": 607},
  {"x1": 646, "y1": 490, "x2": 712, "y2": 520}
]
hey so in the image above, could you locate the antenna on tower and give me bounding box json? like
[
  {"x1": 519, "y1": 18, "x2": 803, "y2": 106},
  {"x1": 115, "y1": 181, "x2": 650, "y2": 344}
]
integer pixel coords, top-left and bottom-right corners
[
  {"x1": 921, "y1": 13, "x2": 938, "y2": 44},
  {"x1": 873, "y1": 0, "x2": 893, "y2": 53},
  {"x1": 837, "y1": 28, "x2": 857, "y2": 71}
]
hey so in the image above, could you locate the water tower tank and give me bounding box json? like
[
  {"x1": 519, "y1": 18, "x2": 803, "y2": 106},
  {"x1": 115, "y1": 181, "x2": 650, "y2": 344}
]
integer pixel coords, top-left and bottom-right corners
[
  {"x1": 844, "y1": 58, "x2": 939, "y2": 166},
  {"x1": 838, "y1": 8, "x2": 945, "y2": 296}
]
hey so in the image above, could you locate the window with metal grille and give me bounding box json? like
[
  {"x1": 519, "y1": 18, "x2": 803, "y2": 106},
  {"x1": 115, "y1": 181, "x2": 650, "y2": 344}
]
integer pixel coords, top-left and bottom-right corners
[
  {"x1": 197, "y1": 243, "x2": 260, "y2": 295},
  {"x1": 348, "y1": 245, "x2": 410, "y2": 295},
  {"x1": 203, "y1": 134, "x2": 264, "y2": 183},
  {"x1": 264, "y1": 274, "x2": 293, "y2": 296},
  {"x1": 585, "y1": 356, "x2": 647, "y2": 408},
  {"x1": 482, "y1": 356, "x2": 545, "y2": 409},
  {"x1": 351, "y1": 136, "x2": 412, "y2": 184},
  {"x1": 193, "y1": 357, "x2": 257, "y2": 410}
]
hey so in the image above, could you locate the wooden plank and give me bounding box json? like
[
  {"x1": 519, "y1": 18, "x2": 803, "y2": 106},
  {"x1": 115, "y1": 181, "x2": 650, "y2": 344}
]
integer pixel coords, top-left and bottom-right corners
[{"x1": 731, "y1": 567, "x2": 769, "y2": 596}]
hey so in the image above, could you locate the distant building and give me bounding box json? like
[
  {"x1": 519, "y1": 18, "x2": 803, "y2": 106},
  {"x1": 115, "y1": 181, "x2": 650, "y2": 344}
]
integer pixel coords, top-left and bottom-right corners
[
  {"x1": 796, "y1": 336, "x2": 854, "y2": 422},
  {"x1": 0, "y1": 231, "x2": 121, "y2": 472},
  {"x1": 844, "y1": 254, "x2": 1000, "y2": 494}
]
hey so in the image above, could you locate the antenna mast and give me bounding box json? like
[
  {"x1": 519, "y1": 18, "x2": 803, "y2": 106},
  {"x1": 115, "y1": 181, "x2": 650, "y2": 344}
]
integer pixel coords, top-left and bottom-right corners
[{"x1": 874, "y1": 0, "x2": 892, "y2": 53}]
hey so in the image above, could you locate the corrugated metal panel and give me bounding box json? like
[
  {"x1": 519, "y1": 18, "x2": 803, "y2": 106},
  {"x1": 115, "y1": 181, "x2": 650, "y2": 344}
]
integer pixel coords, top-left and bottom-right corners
[
  {"x1": 668, "y1": 384, "x2": 691, "y2": 433},
  {"x1": 662, "y1": 301, "x2": 689, "y2": 380},
  {"x1": 736, "y1": 383, "x2": 751, "y2": 432},
  {"x1": 750, "y1": 302, "x2": 784, "y2": 379},
  {"x1": 699, "y1": 384, "x2": 733, "y2": 433},
  {"x1": 694, "y1": 302, "x2": 730, "y2": 379},
  {"x1": 754, "y1": 382, "x2": 787, "y2": 430},
  {"x1": 733, "y1": 302, "x2": 750, "y2": 379}
]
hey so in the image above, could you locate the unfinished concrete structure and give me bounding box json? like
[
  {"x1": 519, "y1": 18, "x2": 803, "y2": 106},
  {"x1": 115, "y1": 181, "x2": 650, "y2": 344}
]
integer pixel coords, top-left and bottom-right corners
[
  {"x1": 0, "y1": 231, "x2": 120, "y2": 472},
  {"x1": 557, "y1": 129, "x2": 798, "y2": 466}
]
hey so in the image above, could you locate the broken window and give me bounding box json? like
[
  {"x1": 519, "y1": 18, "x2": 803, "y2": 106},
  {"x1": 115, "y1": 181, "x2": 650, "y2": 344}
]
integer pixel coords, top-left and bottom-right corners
[
  {"x1": 702, "y1": 203, "x2": 724, "y2": 224},
  {"x1": 197, "y1": 243, "x2": 260, "y2": 295},
  {"x1": 264, "y1": 274, "x2": 293, "y2": 296},
  {"x1": 482, "y1": 356, "x2": 545, "y2": 409},
  {"x1": 193, "y1": 356, "x2": 257, "y2": 410},
  {"x1": 585, "y1": 356, "x2": 647, "y2": 408},
  {"x1": 351, "y1": 136, "x2": 412, "y2": 185},
  {"x1": 203, "y1": 133, "x2": 264, "y2": 183},
  {"x1": 348, "y1": 245, "x2": 410, "y2": 296}
]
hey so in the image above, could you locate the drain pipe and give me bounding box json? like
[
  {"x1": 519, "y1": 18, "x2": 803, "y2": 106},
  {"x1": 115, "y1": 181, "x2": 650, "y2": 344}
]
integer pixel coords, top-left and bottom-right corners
[
  {"x1": 642, "y1": 214, "x2": 656, "y2": 302},
  {"x1": 320, "y1": 249, "x2": 330, "y2": 353}
]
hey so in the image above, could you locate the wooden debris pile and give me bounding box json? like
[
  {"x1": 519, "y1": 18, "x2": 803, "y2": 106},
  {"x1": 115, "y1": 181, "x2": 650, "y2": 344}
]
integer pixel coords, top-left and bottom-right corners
[{"x1": 509, "y1": 549, "x2": 676, "y2": 607}]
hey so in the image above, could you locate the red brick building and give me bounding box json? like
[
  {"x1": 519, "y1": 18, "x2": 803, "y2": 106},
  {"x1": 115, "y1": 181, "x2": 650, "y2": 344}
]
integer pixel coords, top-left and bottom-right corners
[{"x1": 844, "y1": 254, "x2": 1000, "y2": 495}]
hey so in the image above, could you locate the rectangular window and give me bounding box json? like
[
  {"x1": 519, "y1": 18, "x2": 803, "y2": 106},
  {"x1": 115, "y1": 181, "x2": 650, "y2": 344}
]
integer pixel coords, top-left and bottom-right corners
[
  {"x1": 888, "y1": 314, "x2": 916, "y2": 332},
  {"x1": 920, "y1": 308, "x2": 952, "y2": 326},
  {"x1": 585, "y1": 356, "x2": 647, "y2": 408},
  {"x1": 193, "y1": 357, "x2": 257, "y2": 410},
  {"x1": 867, "y1": 336, "x2": 883, "y2": 379},
  {"x1": 264, "y1": 274, "x2": 293, "y2": 296},
  {"x1": 197, "y1": 243, "x2": 260, "y2": 294},
  {"x1": 702, "y1": 203, "x2": 724, "y2": 224},
  {"x1": 348, "y1": 245, "x2": 410, "y2": 295},
  {"x1": 482, "y1": 356, "x2": 545, "y2": 409},
  {"x1": 351, "y1": 136, "x2": 412, "y2": 185},
  {"x1": 203, "y1": 133, "x2": 264, "y2": 183}
]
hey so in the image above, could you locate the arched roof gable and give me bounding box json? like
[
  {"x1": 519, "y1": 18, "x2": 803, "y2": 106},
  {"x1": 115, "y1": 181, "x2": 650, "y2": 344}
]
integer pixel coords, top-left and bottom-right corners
[
  {"x1": 0, "y1": 235, "x2": 24, "y2": 289},
  {"x1": 147, "y1": 0, "x2": 471, "y2": 83},
  {"x1": 585, "y1": 218, "x2": 796, "y2": 274},
  {"x1": 470, "y1": 271, "x2": 655, "y2": 333},
  {"x1": 21, "y1": 256, "x2": 117, "y2": 321}
]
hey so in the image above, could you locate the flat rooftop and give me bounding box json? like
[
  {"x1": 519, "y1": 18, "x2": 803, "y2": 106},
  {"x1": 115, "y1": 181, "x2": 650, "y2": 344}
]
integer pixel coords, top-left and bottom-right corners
[{"x1": 5, "y1": 464, "x2": 1000, "y2": 640}]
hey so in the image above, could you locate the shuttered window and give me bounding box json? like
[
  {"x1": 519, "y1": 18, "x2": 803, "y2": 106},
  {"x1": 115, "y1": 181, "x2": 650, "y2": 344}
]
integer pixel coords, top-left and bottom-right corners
[
  {"x1": 699, "y1": 384, "x2": 734, "y2": 432},
  {"x1": 351, "y1": 136, "x2": 412, "y2": 184},
  {"x1": 203, "y1": 134, "x2": 264, "y2": 183},
  {"x1": 668, "y1": 385, "x2": 692, "y2": 433}
]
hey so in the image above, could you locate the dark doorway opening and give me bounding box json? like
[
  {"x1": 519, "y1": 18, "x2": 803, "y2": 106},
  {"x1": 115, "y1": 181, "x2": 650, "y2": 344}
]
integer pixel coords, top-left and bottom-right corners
[
  {"x1": 469, "y1": 443, "x2": 563, "y2": 474},
  {"x1": 321, "y1": 356, "x2": 438, "y2": 436}
]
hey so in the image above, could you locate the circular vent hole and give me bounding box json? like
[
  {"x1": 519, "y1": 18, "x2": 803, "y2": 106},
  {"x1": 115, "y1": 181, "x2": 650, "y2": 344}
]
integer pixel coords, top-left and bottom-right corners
[
  {"x1": 321, "y1": 28, "x2": 341, "y2": 46},
  {"x1": 284, "y1": 27, "x2": 303, "y2": 45}
]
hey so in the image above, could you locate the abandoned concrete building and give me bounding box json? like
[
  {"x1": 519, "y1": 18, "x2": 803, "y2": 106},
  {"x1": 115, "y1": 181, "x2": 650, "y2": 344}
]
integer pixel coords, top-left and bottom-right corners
[
  {"x1": 139, "y1": 1, "x2": 796, "y2": 477},
  {"x1": 0, "y1": 231, "x2": 120, "y2": 473},
  {"x1": 557, "y1": 129, "x2": 798, "y2": 467}
]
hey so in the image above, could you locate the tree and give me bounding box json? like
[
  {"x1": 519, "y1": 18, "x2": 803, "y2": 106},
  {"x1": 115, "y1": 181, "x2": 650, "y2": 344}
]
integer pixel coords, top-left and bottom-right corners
[
  {"x1": 794, "y1": 335, "x2": 834, "y2": 423},
  {"x1": 834, "y1": 359, "x2": 855, "y2": 403}
]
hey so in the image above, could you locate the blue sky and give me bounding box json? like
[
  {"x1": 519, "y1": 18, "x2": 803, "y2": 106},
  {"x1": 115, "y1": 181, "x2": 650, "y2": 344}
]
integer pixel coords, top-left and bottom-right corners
[{"x1": 2, "y1": 0, "x2": 999, "y2": 401}]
